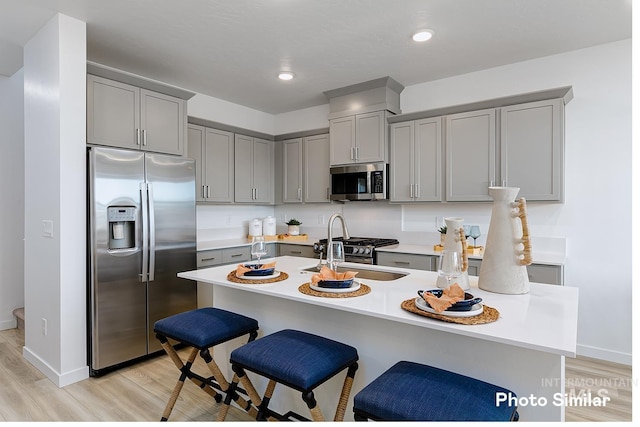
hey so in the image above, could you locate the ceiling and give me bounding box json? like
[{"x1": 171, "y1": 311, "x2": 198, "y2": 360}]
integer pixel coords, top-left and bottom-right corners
[{"x1": 0, "y1": 0, "x2": 632, "y2": 114}]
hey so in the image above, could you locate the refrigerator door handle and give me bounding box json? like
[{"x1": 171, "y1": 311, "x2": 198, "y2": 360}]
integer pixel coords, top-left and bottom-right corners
[
  {"x1": 148, "y1": 182, "x2": 156, "y2": 282},
  {"x1": 140, "y1": 182, "x2": 149, "y2": 282}
]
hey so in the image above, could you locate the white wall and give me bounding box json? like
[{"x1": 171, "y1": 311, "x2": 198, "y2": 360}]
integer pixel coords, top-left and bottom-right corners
[
  {"x1": 0, "y1": 70, "x2": 25, "y2": 331},
  {"x1": 23, "y1": 13, "x2": 88, "y2": 386},
  {"x1": 272, "y1": 40, "x2": 632, "y2": 364}
]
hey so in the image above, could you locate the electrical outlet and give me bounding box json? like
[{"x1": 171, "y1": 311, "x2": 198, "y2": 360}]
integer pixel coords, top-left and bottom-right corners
[
  {"x1": 42, "y1": 220, "x2": 53, "y2": 238},
  {"x1": 41, "y1": 318, "x2": 47, "y2": 336}
]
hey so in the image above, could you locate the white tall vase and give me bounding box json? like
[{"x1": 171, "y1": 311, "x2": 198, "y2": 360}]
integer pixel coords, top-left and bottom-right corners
[
  {"x1": 436, "y1": 217, "x2": 470, "y2": 290},
  {"x1": 478, "y1": 187, "x2": 533, "y2": 294}
]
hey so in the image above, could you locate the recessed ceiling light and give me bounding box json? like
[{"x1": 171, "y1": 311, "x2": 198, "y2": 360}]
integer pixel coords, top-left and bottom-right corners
[
  {"x1": 412, "y1": 29, "x2": 434, "y2": 42},
  {"x1": 278, "y1": 71, "x2": 295, "y2": 81}
]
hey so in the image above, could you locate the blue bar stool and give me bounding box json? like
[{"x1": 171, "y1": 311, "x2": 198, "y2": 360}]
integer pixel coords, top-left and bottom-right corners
[
  {"x1": 353, "y1": 361, "x2": 519, "y2": 421},
  {"x1": 217, "y1": 329, "x2": 359, "y2": 421},
  {"x1": 154, "y1": 307, "x2": 259, "y2": 421}
]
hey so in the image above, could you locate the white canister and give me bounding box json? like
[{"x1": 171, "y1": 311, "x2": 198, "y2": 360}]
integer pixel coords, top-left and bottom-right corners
[
  {"x1": 249, "y1": 218, "x2": 263, "y2": 236},
  {"x1": 262, "y1": 216, "x2": 276, "y2": 236}
]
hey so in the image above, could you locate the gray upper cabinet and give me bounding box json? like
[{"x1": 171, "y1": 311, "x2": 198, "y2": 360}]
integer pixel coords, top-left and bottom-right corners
[
  {"x1": 500, "y1": 99, "x2": 563, "y2": 201},
  {"x1": 87, "y1": 75, "x2": 185, "y2": 155},
  {"x1": 187, "y1": 124, "x2": 234, "y2": 203},
  {"x1": 445, "y1": 108, "x2": 497, "y2": 202},
  {"x1": 304, "y1": 134, "x2": 331, "y2": 203},
  {"x1": 234, "y1": 134, "x2": 274, "y2": 204},
  {"x1": 390, "y1": 117, "x2": 442, "y2": 202},
  {"x1": 330, "y1": 111, "x2": 387, "y2": 165},
  {"x1": 282, "y1": 138, "x2": 303, "y2": 203},
  {"x1": 281, "y1": 133, "x2": 331, "y2": 204}
]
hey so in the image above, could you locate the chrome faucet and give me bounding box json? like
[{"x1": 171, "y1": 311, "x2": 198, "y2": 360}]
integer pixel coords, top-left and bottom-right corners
[{"x1": 327, "y1": 213, "x2": 350, "y2": 269}]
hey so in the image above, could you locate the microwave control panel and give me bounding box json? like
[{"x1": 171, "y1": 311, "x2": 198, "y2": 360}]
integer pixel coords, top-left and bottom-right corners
[{"x1": 372, "y1": 171, "x2": 384, "y2": 193}]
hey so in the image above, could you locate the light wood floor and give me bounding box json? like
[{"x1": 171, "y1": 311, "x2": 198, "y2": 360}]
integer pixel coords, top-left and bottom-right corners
[{"x1": 0, "y1": 328, "x2": 632, "y2": 421}]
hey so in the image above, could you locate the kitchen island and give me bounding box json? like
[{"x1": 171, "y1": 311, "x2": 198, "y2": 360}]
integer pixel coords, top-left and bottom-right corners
[{"x1": 178, "y1": 256, "x2": 578, "y2": 421}]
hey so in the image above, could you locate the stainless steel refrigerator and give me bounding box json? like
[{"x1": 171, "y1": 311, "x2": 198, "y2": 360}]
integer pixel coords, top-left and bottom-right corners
[{"x1": 88, "y1": 146, "x2": 197, "y2": 376}]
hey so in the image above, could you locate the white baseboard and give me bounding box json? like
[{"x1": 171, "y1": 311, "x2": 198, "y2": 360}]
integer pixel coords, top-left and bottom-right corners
[
  {"x1": 22, "y1": 346, "x2": 89, "y2": 387},
  {"x1": 0, "y1": 318, "x2": 17, "y2": 331},
  {"x1": 577, "y1": 344, "x2": 632, "y2": 366}
]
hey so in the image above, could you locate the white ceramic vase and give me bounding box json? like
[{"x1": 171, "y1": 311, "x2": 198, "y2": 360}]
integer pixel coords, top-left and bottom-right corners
[
  {"x1": 478, "y1": 187, "x2": 533, "y2": 294},
  {"x1": 288, "y1": 225, "x2": 300, "y2": 236},
  {"x1": 435, "y1": 217, "x2": 470, "y2": 290}
]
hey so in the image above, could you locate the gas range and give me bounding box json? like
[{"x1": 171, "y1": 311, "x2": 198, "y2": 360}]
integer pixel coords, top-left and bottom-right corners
[{"x1": 312, "y1": 237, "x2": 399, "y2": 264}]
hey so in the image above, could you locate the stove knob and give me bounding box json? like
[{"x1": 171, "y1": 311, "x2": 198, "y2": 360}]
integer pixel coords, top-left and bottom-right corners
[
  {"x1": 364, "y1": 248, "x2": 371, "y2": 255},
  {"x1": 313, "y1": 243, "x2": 319, "y2": 251},
  {"x1": 359, "y1": 247, "x2": 365, "y2": 254}
]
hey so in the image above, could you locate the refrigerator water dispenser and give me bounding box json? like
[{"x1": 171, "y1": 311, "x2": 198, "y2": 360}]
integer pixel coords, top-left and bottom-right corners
[{"x1": 107, "y1": 206, "x2": 136, "y2": 250}]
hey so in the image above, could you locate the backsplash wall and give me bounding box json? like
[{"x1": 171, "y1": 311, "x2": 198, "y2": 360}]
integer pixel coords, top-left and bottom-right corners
[{"x1": 197, "y1": 201, "x2": 565, "y2": 256}]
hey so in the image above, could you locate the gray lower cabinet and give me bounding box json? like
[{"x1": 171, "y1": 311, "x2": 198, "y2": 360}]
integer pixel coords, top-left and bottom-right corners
[
  {"x1": 526, "y1": 263, "x2": 564, "y2": 285},
  {"x1": 376, "y1": 252, "x2": 434, "y2": 271},
  {"x1": 467, "y1": 258, "x2": 483, "y2": 277},
  {"x1": 197, "y1": 247, "x2": 251, "y2": 269},
  {"x1": 278, "y1": 244, "x2": 316, "y2": 258},
  {"x1": 87, "y1": 75, "x2": 185, "y2": 155},
  {"x1": 188, "y1": 125, "x2": 235, "y2": 203}
]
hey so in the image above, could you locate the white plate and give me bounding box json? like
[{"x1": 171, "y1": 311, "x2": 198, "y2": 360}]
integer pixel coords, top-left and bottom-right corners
[
  {"x1": 310, "y1": 280, "x2": 361, "y2": 293},
  {"x1": 239, "y1": 271, "x2": 281, "y2": 280},
  {"x1": 414, "y1": 298, "x2": 483, "y2": 317}
]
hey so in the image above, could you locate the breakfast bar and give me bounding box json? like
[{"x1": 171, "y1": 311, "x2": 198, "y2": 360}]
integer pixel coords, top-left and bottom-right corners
[{"x1": 178, "y1": 255, "x2": 579, "y2": 421}]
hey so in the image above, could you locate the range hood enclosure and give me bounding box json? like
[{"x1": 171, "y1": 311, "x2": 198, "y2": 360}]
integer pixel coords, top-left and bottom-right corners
[{"x1": 324, "y1": 76, "x2": 404, "y2": 120}]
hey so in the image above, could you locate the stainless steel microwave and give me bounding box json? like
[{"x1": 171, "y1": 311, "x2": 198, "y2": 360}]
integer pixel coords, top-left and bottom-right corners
[{"x1": 330, "y1": 162, "x2": 388, "y2": 201}]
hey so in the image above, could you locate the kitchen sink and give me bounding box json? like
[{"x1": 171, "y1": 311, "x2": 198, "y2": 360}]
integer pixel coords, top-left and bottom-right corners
[{"x1": 301, "y1": 265, "x2": 407, "y2": 281}]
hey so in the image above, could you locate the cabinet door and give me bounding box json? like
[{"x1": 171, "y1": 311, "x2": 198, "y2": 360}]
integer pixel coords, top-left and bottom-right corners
[
  {"x1": 445, "y1": 109, "x2": 496, "y2": 201},
  {"x1": 329, "y1": 116, "x2": 356, "y2": 165},
  {"x1": 140, "y1": 89, "x2": 185, "y2": 155},
  {"x1": 205, "y1": 128, "x2": 234, "y2": 203},
  {"x1": 355, "y1": 111, "x2": 386, "y2": 163},
  {"x1": 500, "y1": 99, "x2": 563, "y2": 201},
  {"x1": 278, "y1": 244, "x2": 316, "y2": 258},
  {"x1": 187, "y1": 125, "x2": 206, "y2": 202},
  {"x1": 283, "y1": 138, "x2": 303, "y2": 203},
  {"x1": 222, "y1": 247, "x2": 251, "y2": 264},
  {"x1": 527, "y1": 264, "x2": 563, "y2": 285},
  {"x1": 197, "y1": 249, "x2": 223, "y2": 268},
  {"x1": 414, "y1": 117, "x2": 442, "y2": 201},
  {"x1": 376, "y1": 252, "x2": 431, "y2": 270},
  {"x1": 304, "y1": 134, "x2": 331, "y2": 203},
  {"x1": 389, "y1": 121, "x2": 414, "y2": 202},
  {"x1": 253, "y1": 138, "x2": 274, "y2": 204},
  {"x1": 467, "y1": 258, "x2": 482, "y2": 276},
  {"x1": 87, "y1": 75, "x2": 140, "y2": 150},
  {"x1": 234, "y1": 134, "x2": 254, "y2": 202}
]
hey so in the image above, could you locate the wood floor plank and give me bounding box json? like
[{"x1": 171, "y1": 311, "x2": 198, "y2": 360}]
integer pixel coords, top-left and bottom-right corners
[{"x1": 0, "y1": 328, "x2": 630, "y2": 422}]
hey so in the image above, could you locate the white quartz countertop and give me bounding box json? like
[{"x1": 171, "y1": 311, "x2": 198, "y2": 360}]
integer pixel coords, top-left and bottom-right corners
[
  {"x1": 198, "y1": 238, "x2": 318, "y2": 251},
  {"x1": 178, "y1": 256, "x2": 578, "y2": 357},
  {"x1": 376, "y1": 243, "x2": 565, "y2": 265}
]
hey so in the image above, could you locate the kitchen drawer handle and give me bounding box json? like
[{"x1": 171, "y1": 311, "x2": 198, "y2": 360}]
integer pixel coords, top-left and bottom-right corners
[
  {"x1": 230, "y1": 253, "x2": 244, "y2": 258},
  {"x1": 290, "y1": 250, "x2": 303, "y2": 255},
  {"x1": 200, "y1": 257, "x2": 217, "y2": 262},
  {"x1": 394, "y1": 261, "x2": 411, "y2": 265},
  {"x1": 136, "y1": 128, "x2": 140, "y2": 145},
  {"x1": 142, "y1": 129, "x2": 147, "y2": 146}
]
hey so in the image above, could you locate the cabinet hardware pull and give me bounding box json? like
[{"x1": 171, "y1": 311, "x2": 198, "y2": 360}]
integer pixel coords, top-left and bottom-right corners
[
  {"x1": 415, "y1": 184, "x2": 420, "y2": 199},
  {"x1": 136, "y1": 128, "x2": 140, "y2": 145},
  {"x1": 502, "y1": 180, "x2": 506, "y2": 187},
  {"x1": 355, "y1": 146, "x2": 359, "y2": 160},
  {"x1": 350, "y1": 147, "x2": 354, "y2": 160},
  {"x1": 254, "y1": 188, "x2": 258, "y2": 200},
  {"x1": 202, "y1": 185, "x2": 206, "y2": 198},
  {"x1": 410, "y1": 184, "x2": 414, "y2": 198},
  {"x1": 201, "y1": 257, "x2": 216, "y2": 261},
  {"x1": 231, "y1": 253, "x2": 243, "y2": 258},
  {"x1": 142, "y1": 129, "x2": 147, "y2": 146},
  {"x1": 394, "y1": 261, "x2": 411, "y2": 265},
  {"x1": 291, "y1": 250, "x2": 302, "y2": 254},
  {"x1": 298, "y1": 188, "x2": 302, "y2": 200}
]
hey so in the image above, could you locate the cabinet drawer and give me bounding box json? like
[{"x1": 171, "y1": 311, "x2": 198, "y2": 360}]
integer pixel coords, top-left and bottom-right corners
[
  {"x1": 222, "y1": 247, "x2": 251, "y2": 264},
  {"x1": 377, "y1": 252, "x2": 432, "y2": 271},
  {"x1": 197, "y1": 249, "x2": 223, "y2": 268},
  {"x1": 278, "y1": 244, "x2": 316, "y2": 258},
  {"x1": 527, "y1": 264, "x2": 563, "y2": 285}
]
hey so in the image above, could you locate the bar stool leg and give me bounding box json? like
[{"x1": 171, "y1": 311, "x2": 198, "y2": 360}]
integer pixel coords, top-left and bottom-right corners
[
  {"x1": 161, "y1": 347, "x2": 199, "y2": 421},
  {"x1": 302, "y1": 391, "x2": 325, "y2": 421},
  {"x1": 334, "y1": 362, "x2": 358, "y2": 421}
]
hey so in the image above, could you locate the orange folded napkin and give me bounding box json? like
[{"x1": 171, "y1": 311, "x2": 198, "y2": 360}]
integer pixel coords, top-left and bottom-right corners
[
  {"x1": 236, "y1": 261, "x2": 276, "y2": 276},
  {"x1": 422, "y1": 283, "x2": 465, "y2": 313},
  {"x1": 311, "y1": 266, "x2": 358, "y2": 286}
]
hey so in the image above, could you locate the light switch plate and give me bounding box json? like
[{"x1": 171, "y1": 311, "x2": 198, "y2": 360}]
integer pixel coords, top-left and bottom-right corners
[{"x1": 42, "y1": 220, "x2": 53, "y2": 238}]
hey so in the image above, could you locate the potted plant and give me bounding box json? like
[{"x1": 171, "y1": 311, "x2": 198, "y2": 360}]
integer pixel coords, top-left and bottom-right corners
[
  {"x1": 286, "y1": 218, "x2": 302, "y2": 236},
  {"x1": 438, "y1": 226, "x2": 447, "y2": 246}
]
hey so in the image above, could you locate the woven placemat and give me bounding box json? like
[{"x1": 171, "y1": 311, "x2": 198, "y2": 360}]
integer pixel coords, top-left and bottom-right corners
[
  {"x1": 400, "y1": 298, "x2": 499, "y2": 325},
  {"x1": 298, "y1": 282, "x2": 371, "y2": 298},
  {"x1": 227, "y1": 270, "x2": 289, "y2": 284}
]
